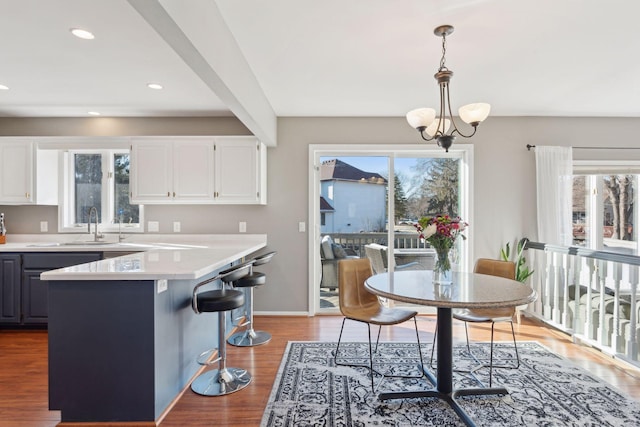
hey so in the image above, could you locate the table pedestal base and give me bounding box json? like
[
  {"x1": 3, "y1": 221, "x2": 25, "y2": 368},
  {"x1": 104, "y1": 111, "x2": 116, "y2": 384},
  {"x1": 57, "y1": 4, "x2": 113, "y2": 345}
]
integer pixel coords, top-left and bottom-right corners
[
  {"x1": 378, "y1": 387, "x2": 507, "y2": 427},
  {"x1": 378, "y1": 367, "x2": 507, "y2": 426},
  {"x1": 376, "y1": 307, "x2": 509, "y2": 427}
]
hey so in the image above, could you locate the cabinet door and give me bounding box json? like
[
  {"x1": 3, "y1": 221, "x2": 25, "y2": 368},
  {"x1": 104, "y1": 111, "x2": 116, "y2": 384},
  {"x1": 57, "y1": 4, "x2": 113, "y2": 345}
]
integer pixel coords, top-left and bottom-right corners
[
  {"x1": 0, "y1": 141, "x2": 34, "y2": 204},
  {"x1": 214, "y1": 138, "x2": 263, "y2": 204},
  {"x1": 173, "y1": 140, "x2": 215, "y2": 202},
  {"x1": 20, "y1": 253, "x2": 102, "y2": 325},
  {"x1": 22, "y1": 270, "x2": 48, "y2": 324},
  {"x1": 0, "y1": 254, "x2": 21, "y2": 324},
  {"x1": 130, "y1": 140, "x2": 173, "y2": 203}
]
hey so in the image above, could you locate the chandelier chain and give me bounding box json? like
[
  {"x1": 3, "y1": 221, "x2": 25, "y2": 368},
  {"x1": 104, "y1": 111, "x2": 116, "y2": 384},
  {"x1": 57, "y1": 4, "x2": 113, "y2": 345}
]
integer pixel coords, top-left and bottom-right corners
[{"x1": 439, "y1": 33, "x2": 448, "y2": 71}]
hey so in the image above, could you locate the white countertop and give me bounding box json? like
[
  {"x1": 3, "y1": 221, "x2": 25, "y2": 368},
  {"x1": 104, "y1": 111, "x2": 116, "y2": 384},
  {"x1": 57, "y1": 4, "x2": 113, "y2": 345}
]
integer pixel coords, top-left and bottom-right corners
[{"x1": 1, "y1": 234, "x2": 267, "y2": 281}]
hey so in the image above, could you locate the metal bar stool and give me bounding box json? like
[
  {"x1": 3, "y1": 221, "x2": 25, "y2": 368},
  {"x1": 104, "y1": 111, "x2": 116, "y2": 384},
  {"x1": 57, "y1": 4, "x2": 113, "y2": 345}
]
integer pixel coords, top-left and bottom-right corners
[
  {"x1": 190, "y1": 261, "x2": 253, "y2": 396},
  {"x1": 228, "y1": 251, "x2": 277, "y2": 347}
]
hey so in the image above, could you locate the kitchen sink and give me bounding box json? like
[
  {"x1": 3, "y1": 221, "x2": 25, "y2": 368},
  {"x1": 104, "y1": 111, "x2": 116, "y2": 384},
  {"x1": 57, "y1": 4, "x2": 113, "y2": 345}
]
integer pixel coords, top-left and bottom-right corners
[
  {"x1": 27, "y1": 241, "x2": 117, "y2": 247},
  {"x1": 62, "y1": 241, "x2": 115, "y2": 246}
]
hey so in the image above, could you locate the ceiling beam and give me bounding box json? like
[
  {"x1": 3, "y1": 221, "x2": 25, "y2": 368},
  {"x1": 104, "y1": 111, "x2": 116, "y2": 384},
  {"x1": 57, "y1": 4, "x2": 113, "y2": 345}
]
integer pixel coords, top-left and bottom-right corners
[{"x1": 127, "y1": 0, "x2": 277, "y2": 146}]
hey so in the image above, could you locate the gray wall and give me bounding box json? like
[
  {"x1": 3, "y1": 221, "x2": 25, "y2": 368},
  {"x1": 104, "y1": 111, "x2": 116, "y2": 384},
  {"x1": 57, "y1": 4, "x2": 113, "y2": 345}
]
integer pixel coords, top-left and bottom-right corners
[{"x1": 2, "y1": 116, "x2": 640, "y2": 313}]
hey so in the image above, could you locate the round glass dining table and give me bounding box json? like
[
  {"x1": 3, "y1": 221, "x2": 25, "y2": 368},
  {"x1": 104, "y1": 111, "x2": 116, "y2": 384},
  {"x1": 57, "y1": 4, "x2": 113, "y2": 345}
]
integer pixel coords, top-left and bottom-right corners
[{"x1": 365, "y1": 269, "x2": 537, "y2": 427}]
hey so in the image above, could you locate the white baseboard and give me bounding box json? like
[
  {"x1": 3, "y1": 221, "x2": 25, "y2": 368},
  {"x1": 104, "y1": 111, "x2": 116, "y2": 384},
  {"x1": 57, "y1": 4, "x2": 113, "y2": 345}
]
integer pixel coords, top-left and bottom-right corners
[{"x1": 254, "y1": 311, "x2": 310, "y2": 316}]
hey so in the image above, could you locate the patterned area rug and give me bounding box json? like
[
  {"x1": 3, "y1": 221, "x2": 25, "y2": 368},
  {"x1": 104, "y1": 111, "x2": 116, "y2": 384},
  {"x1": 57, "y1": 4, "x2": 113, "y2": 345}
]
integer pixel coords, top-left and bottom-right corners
[{"x1": 261, "y1": 341, "x2": 640, "y2": 426}]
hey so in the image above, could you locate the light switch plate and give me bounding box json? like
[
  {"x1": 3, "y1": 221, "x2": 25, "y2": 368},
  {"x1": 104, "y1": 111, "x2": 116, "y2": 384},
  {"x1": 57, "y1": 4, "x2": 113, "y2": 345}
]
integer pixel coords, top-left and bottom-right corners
[
  {"x1": 298, "y1": 221, "x2": 306, "y2": 232},
  {"x1": 148, "y1": 221, "x2": 159, "y2": 232},
  {"x1": 239, "y1": 221, "x2": 247, "y2": 233},
  {"x1": 173, "y1": 221, "x2": 181, "y2": 232},
  {"x1": 40, "y1": 221, "x2": 48, "y2": 232}
]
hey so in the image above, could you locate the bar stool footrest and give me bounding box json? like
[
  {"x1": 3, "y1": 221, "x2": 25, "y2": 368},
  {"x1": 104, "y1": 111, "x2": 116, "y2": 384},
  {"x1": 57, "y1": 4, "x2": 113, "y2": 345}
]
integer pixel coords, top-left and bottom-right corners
[{"x1": 196, "y1": 348, "x2": 221, "y2": 366}]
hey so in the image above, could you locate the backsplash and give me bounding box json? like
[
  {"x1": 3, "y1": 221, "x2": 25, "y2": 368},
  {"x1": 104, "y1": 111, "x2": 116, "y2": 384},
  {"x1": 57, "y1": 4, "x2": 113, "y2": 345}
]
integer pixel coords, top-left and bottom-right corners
[{"x1": 0, "y1": 204, "x2": 267, "y2": 235}]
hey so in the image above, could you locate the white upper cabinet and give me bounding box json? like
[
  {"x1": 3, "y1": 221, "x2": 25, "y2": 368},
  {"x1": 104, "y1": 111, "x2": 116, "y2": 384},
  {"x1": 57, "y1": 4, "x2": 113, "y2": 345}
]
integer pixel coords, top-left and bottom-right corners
[
  {"x1": 173, "y1": 140, "x2": 215, "y2": 202},
  {"x1": 0, "y1": 140, "x2": 57, "y2": 205},
  {"x1": 214, "y1": 137, "x2": 266, "y2": 204},
  {"x1": 130, "y1": 138, "x2": 214, "y2": 204},
  {"x1": 130, "y1": 136, "x2": 265, "y2": 205}
]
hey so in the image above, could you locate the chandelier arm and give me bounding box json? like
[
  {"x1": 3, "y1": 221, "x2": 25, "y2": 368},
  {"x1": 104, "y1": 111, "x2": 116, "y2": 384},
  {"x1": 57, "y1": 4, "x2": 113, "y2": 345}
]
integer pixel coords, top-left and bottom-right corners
[
  {"x1": 436, "y1": 83, "x2": 447, "y2": 136},
  {"x1": 451, "y1": 125, "x2": 478, "y2": 139},
  {"x1": 445, "y1": 82, "x2": 460, "y2": 135},
  {"x1": 444, "y1": 82, "x2": 477, "y2": 139},
  {"x1": 419, "y1": 130, "x2": 436, "y2": 142}
]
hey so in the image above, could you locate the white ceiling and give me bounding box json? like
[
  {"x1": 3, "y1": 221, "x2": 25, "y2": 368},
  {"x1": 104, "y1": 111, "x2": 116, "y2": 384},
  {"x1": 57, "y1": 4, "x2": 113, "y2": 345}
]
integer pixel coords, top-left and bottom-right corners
[{"x1": 2, "y1": 0, "x2": 640, "y2": 124}]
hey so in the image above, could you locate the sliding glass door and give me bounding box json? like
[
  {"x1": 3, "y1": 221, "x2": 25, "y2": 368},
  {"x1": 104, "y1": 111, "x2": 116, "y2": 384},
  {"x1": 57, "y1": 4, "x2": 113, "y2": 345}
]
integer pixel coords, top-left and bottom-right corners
[{"x1": 310, "y1": 144, "x2": 473, "y2": 314}]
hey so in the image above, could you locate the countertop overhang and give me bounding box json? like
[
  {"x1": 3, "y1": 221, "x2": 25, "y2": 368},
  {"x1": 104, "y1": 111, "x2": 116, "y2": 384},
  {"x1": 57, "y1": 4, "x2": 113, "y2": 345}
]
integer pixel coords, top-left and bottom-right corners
[{"x1": 1, "y1": 234, "x2": 267, "y2": 281}]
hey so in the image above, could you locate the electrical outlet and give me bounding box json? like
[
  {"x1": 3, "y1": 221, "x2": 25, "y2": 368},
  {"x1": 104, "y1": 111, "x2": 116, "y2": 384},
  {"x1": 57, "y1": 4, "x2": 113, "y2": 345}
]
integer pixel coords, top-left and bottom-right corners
[
  {"x1": 173, "y1": 221, "x2": 181, "y2": 232},
  {"x1": 148, "y1": 221, "x2": 159, "y2": 232},
  {"x1": 157, "y1": 279, "x2": 168, "y2": 294},
  {"x1": 298, "y1": 221, "x2": 306, "y2": 232},
  {"x1": 239, "y1": 221, "x2": 247, "y2": 233},
  {"x1": 40, "y1": 221, "x2": 48, "y2": 232}
]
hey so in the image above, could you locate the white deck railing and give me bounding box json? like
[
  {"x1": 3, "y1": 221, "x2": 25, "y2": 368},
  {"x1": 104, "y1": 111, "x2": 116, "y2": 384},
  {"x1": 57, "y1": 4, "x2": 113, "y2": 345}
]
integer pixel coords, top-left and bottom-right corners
[
  {"x1": 326, "y1": 232, "x2": 426, "y2": 257},
  {"x1": 525, "y1": 241, "x2": 639, "y2": 367}
]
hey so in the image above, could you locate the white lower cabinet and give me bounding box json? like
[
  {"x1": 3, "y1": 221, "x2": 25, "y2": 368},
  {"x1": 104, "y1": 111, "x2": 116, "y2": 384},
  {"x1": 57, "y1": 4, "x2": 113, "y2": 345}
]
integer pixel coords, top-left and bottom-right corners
[{"x1": 130, "y1": 136, "x2": 266, "y2": 205}]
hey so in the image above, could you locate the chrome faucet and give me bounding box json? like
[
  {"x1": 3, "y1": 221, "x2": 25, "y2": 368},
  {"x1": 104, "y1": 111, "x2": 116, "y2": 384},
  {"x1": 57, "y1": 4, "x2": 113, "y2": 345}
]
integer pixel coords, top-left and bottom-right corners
[
  {"x1": 118, "y1": 209, "x2": 125, "y2": 242},
  {"x1": 88, "y1": 207, "x2": 104, "y2": 242}
]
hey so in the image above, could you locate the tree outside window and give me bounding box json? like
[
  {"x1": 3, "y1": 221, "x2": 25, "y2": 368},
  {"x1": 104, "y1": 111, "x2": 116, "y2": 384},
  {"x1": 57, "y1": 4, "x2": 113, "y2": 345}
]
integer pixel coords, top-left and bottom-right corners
[
  {"x1": 114, "y1": 154, "x2": 139, "y2": 224},
  {"x1": 573, "y1": 173, "x2": 637, "y2": 254},
  {"x1": 405, "y1": 158, "x2": 460, "y2": 219}
]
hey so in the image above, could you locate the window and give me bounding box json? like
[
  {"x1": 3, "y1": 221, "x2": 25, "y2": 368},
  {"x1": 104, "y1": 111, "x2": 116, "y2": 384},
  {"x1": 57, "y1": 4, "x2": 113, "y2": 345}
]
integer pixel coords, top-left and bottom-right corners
[
  {"x1": 311, "y1": 144, "x2": 473, "y2": 314},
  {"x1": 572, "y1": 162, "x2": 640, "y2": 254},
  {"x1": 59, "y1": 150, "x2": 143, "y2": 233}
]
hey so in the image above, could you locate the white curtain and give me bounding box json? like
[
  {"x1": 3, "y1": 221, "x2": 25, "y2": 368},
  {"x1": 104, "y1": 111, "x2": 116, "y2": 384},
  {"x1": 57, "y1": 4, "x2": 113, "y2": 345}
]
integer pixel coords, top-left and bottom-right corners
[{"x1": 535, "y1": 146, "x2": 573, "y2": 246}]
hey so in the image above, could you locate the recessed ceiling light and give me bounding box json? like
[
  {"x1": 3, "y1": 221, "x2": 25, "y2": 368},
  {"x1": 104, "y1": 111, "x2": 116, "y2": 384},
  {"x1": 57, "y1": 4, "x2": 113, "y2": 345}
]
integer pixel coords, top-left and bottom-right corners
[
  {"x1": 0, "y1": 85, "x2": 8, "y2": 90},
  {"x1": 70, "y1": 28, "x2": 95, "y2": 40},
  {"x1": 88, "y1": 111, "x2": 100, "y2": 116},
  {"x1": 147, "y1": 83, "x2": 163, "y2": 90}
]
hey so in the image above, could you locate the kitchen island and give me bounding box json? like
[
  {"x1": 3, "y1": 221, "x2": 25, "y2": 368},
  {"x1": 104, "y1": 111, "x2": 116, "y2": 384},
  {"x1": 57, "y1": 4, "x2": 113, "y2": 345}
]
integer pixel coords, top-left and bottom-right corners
[{"x1": 22, "y1": 234, "x2": 268, "y2": 425}]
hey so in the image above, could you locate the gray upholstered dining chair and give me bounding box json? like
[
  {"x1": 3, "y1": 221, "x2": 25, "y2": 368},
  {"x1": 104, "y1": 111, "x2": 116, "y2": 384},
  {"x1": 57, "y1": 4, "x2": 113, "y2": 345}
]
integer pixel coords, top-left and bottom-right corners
[
  {"x1": 334, "y1": 258, "x2": 425, "y2": 392},
  {"x1": 430, "y1": 258, "x2": 519, "y2": 387},
  {"x1": 364, "y1": 243, "x2": 421, "y2": 275}
]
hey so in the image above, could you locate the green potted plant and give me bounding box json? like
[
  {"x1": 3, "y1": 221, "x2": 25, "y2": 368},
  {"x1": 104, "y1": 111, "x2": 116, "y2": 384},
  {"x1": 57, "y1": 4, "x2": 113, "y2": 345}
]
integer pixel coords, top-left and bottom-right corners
[{"x1": 500, "y1": 237, "x2": 534, "y2": 283}]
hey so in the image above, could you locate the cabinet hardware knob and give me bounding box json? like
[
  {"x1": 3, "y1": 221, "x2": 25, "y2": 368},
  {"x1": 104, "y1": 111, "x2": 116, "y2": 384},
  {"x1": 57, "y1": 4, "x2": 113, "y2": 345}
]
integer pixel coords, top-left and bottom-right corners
[
  {"x1": 173, "y1": 192, "x2": 176, "y2": 197},
  {"x1": 167, "y1": 192, "x2": 170, "y2": 197}
]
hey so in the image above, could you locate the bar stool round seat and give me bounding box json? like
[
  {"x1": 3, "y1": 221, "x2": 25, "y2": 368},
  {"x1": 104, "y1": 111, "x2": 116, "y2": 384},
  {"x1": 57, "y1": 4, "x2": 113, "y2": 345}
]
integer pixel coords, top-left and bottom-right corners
[
  {"x1": 196, "y1": 288, "x2": 244, "y2": 312},
  {"x1": 228, "y1": 251, "x2": 276, "y2": 347},
  {"x1": 235, "y1": 272, "x2": 266, "y2": 288},
  {"x1": 191, "y1": 262, "x2": 253, "y2": 397}
]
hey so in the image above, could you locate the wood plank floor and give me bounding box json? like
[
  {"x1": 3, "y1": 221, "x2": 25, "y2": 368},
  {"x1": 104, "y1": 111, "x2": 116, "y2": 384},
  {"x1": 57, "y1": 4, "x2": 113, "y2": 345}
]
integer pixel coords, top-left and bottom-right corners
[{"x1": 1, "y1": 315, "x2": 639, "y2": 427}]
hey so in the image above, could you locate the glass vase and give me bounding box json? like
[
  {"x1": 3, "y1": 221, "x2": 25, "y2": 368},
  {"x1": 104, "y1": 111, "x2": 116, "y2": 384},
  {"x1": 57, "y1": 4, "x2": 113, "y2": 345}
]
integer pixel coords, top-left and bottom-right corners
[{"x1": 433, "y1": 247, "x2": 452, "y2": 285}]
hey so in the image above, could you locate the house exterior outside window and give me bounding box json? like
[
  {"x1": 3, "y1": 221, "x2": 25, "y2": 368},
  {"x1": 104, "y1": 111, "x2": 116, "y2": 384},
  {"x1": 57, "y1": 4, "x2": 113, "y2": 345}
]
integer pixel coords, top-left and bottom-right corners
[{"x1": 319, "y1": 159, "x2": 387, "y2": 233}]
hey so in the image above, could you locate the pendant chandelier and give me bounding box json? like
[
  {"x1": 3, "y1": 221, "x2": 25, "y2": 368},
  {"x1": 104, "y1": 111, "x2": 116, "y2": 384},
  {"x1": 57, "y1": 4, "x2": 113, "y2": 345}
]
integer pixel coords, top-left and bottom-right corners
[{"x1": 406, "y1": 25, "x2": 490, "y2": 152}]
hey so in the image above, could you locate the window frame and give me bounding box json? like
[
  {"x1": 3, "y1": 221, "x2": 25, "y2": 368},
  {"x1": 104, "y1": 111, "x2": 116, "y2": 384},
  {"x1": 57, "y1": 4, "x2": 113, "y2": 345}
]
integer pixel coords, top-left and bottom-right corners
[
  {"x1": 308, "y1": 143, "x2": 474, "y2": 315},
  {"x1": 58, "y1": 149, "x2": 144, "y2": 233},
  {"x1": 573, "y1": 160, "x2": 640, "y2": 254}
]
